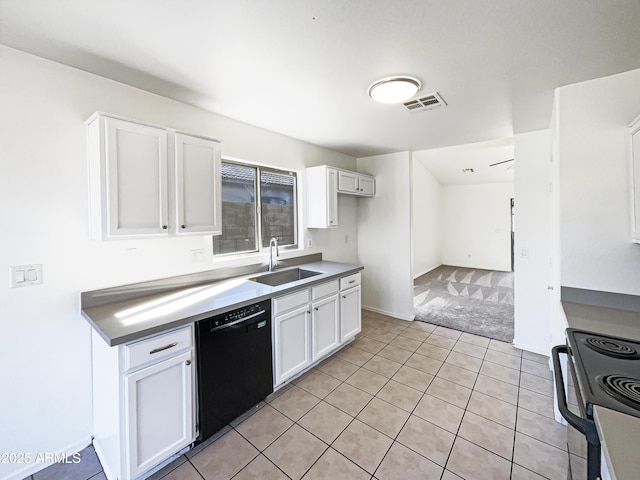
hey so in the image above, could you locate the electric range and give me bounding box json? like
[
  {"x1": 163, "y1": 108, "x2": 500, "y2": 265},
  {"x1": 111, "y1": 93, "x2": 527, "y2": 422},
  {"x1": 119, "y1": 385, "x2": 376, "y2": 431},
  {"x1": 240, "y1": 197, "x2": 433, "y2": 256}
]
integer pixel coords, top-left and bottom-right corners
[{"x1": 553, "y1": 329, "x2": 640, "y2": 480}]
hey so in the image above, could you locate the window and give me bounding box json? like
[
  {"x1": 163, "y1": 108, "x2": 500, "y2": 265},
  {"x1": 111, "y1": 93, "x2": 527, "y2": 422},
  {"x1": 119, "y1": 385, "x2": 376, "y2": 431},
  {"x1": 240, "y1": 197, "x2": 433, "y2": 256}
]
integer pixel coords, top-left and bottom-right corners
[{"x1": 213, "y1": 161, "x2": 297, "y2": 255}]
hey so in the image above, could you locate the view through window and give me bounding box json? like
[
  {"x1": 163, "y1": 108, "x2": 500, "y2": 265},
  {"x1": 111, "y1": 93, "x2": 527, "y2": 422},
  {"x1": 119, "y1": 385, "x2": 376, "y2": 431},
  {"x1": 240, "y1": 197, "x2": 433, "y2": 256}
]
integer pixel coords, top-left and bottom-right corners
[{"x1": 213, "y1": 161, "x2": 297, "y2": 255}]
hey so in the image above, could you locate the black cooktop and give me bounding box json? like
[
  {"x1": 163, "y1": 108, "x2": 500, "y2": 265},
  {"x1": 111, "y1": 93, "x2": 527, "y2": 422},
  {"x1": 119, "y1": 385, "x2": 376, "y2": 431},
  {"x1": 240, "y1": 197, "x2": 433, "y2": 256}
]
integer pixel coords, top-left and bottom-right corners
[{"x1": 567, "y1": 328, "x2": 640, "y2": 419}]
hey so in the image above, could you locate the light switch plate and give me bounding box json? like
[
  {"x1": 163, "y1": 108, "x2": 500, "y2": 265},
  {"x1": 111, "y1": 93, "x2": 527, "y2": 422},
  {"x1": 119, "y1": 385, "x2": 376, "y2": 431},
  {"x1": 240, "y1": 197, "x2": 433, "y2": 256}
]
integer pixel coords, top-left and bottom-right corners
[{"x1": 10, "y1": 264, "x2": 43, "y2": 288}]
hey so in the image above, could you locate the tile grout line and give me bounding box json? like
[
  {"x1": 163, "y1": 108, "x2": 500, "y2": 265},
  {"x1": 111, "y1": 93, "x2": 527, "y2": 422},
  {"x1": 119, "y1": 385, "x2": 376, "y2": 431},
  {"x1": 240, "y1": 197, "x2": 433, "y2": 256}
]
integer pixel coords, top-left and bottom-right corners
[
  {"x1": 182, "y1": 315, "x2": 540, "y2": 480},
  {"x1": 509, "y1": 349, "x2": 524, "y2": 480}
]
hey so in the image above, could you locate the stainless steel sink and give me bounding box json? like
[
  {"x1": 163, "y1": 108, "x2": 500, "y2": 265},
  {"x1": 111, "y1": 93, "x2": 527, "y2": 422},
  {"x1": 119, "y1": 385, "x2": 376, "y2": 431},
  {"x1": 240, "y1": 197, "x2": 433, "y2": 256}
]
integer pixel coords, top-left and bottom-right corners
[{"x1": 251, "y1": 268, "x2": 322, "y2": 286}]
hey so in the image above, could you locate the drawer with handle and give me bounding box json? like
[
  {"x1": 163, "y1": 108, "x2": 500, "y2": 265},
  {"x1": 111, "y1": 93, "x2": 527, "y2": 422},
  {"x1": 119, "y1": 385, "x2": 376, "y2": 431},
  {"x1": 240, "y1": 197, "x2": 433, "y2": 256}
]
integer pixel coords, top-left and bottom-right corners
[
  {"x1": 123, "y1": 325, "x2": 193, "y2": 372},
  {"x1": 340, "y1": 272, "x2": 361, "y2": 290}
]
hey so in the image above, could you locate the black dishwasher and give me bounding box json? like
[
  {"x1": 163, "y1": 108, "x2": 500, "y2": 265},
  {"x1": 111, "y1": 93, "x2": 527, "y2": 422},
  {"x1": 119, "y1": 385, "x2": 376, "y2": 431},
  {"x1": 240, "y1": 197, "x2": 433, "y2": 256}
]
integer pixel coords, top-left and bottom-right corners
[{"x1": 195, "y1": 300, "x2": 273, "y2": 442}]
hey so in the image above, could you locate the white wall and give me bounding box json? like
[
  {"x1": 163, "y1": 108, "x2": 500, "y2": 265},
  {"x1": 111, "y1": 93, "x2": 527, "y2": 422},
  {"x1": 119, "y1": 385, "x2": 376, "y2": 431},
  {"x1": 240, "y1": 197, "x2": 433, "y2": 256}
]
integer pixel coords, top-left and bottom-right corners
[
  {"x1": 513, "y1": 130, "x2": 553, "y2": 355},
  {"x1": 357, "y1": 153, "x2": 414, "y2": 320},
  {"x1": 0, "y1": 46, "x2": 357, "y2": 480},
  {"x1": 441, "y1": 183, "x2": 514, "y2": 271},
  {"x1": 556, "y1": 68, "x2": 640, "y2": 295},
  {"x1": 411, "y1": 157, "x2": 443, "y2": 277}
]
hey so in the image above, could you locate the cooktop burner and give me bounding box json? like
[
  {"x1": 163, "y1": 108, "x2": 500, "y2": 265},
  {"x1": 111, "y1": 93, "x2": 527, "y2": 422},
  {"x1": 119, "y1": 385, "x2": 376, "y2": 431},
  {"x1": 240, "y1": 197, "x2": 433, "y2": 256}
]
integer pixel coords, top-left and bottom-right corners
[
  {"x1": 597, "y1": 375, "x2": 640, "y2": 409},
  {"x1": 567, "y1": 329, "x2": 640, "y2": 418},
  {"x1": 583, "y1": 336, "x2": 640, "y2": 359}
]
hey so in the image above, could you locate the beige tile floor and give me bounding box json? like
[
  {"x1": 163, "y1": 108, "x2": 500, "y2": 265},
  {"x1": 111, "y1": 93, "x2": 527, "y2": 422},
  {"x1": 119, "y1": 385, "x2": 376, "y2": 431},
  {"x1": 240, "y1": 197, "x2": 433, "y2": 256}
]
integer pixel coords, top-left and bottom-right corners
[
  {"x1": 28, "y1": 310, "x2": 567, "y2": 480},
  {"x1": 155, "y1": 311, "x2": 566, "y2": 480}
]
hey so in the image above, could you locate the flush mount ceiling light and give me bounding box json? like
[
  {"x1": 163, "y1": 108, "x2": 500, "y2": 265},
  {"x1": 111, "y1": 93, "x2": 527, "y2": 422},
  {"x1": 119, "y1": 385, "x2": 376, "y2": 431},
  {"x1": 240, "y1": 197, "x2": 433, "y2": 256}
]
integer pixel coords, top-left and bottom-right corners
[{"x1": 368, "y1": 76, "x2": 421, "y2": 104}]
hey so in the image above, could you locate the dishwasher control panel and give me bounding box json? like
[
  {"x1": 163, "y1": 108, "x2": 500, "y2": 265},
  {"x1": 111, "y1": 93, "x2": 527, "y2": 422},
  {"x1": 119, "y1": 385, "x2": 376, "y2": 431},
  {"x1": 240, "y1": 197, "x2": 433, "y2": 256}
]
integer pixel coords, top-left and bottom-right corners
[{"x1": 210, "y1": 301, "x2": 270, "y2": 330}]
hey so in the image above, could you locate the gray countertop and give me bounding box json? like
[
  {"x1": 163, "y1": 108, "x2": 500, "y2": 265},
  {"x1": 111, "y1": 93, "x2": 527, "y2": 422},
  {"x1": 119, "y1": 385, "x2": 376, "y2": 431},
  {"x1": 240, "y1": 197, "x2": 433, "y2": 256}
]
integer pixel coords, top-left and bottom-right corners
[
  {"x1": 82, "y1": 260, "x2": 362, "y2": 346},
  {"x1": 562, "y1": 296, "x2": 640, "y2": 480},
  {"x1": 593, "y1": 406, "x2": 640, "y2": 480}
]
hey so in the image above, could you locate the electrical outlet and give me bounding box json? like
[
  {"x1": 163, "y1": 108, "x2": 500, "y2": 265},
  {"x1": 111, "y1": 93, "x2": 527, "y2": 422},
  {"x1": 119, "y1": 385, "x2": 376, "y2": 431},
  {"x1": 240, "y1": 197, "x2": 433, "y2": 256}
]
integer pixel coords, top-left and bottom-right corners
[
  {"x1": 190, "y1": 249, "x2": 205, "y2": 263},
  {"x1": 307, "y1": 238, "x2": 312, "y2": 248}
]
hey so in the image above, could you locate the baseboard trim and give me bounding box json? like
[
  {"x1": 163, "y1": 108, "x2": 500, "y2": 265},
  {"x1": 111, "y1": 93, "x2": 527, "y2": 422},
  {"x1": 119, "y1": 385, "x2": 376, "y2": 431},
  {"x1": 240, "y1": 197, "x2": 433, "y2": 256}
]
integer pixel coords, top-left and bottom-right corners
[
  {"x1": 413, "y1": 263, "x2": 442, "y2": 280},
  {"x1": 512, "y1": 337, "x2": 550, "y2": 357},
  {"x1": 362, "y1": 305, "x2": 414, "y2": 321}
]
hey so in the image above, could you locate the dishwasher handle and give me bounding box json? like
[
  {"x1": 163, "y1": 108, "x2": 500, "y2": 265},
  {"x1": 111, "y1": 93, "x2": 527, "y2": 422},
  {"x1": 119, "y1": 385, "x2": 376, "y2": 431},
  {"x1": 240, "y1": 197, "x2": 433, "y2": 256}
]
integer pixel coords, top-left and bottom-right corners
[{"x1": 551, "y1": 345, "x2": 586, "y2": 434}]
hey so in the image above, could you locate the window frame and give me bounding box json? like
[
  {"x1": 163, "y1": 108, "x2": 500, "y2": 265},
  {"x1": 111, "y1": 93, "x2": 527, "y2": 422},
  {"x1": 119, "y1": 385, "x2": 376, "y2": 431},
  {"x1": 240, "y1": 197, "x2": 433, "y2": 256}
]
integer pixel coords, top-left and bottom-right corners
[{"x1": 213, "y1": 158, "x2": 299, "y2": 257}]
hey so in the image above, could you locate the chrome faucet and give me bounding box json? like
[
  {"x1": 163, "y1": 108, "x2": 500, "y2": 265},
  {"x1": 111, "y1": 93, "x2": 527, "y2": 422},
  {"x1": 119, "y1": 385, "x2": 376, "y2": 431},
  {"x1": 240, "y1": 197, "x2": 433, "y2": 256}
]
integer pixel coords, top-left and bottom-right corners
[{"x1": 268, "y1": 237, "x2": 279, "y2": 272}]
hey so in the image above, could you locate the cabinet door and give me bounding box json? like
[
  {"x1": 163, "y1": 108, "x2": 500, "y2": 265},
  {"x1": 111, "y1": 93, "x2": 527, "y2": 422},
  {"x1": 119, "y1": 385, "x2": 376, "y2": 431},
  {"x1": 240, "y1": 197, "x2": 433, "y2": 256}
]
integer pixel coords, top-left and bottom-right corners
[
  {"x1": 631, "y1": 127, "x2": 640, "y2": 243},
  {"x1": 174, "y1": 133, "x2": 222, "y2": 235},
  {"x1": 337, "y1": 170, "x2": 359, "y2": 194},
  {"x1": 274, "y1": 305, "x2": 311, "y2": 385},
  {"x1": 311, "y1": 294, "x2": 340, "y2": 361},
  {"x1": 327, "y1": 168, "x2": 338, "y2": 227},
  {"x1": 358, "y1": 175, "x2": 376, "y2": 196},
  {"x1": 124, "y1": 350, "x2": 194, "y2": 478},
  {"x1": 105, "y1": 117, "x2": 169, "y2": 237},
  {"x1": 340, "y1": 285, "x2": 362, "y2": 341}
]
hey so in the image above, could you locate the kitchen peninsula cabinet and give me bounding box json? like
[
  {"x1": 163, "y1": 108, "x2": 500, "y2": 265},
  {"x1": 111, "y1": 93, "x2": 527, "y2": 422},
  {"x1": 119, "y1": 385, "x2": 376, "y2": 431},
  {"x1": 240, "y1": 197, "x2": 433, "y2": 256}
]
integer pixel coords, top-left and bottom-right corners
[
  {"x1": 87, "y1": 112, "x2": 221, "y2": 240},
  {"x1": 92, "y1": 325, "x2": 195, "y2": 480}
]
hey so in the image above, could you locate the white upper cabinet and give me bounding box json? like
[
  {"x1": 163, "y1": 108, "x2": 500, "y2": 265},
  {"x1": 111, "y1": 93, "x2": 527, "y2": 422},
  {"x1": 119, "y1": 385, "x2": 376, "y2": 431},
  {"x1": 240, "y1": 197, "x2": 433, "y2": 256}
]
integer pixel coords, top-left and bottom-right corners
[
  {"x1": 357, "y1": 174, "x2": 376, "y2": 196},
  {"x1": 337, "y1": 170, "x2": 359, "y2": 194},
  {"x1": 337, "y1": 170, "x2": 376, "y2": 196},
  {"x1": 306, "y1": 165, "x2": 375, "y2": 229},
  {"x1": 629, "y1": 115, "x2": 640, "y2": 244},
  {"x1": 88, "y1": 115, "x2": 170, "y2": 239},
  {"x1": 174, "y1": 133, "x2": 221, "y2": 235},
  {"x1": 306, "y1": 165, "x2": 339, "y2": 228},
  {"x1": 87, "y1": 113, "x2": 221, "y2": 240}
]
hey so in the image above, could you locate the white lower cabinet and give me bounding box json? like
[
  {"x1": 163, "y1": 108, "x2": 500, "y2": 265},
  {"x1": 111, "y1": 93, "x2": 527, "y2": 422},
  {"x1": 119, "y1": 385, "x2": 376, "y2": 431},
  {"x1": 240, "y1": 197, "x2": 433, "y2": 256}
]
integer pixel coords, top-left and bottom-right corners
[
  {"x1": 124, "y1": 350, "x2": 194, "y2": 478},
  {"x1": 273, "y1": 273, "x2": 361, "y2": 388},
  {"x1": 340, "y1": 285, "x2": 362, "y2": 341},
  {"x1": 92, "y1": 325, "x2": 195, "y2": 480},
  {"x1": 274, "y1": 304, "x2": 311, "y2": 385},
  {"x1": 311, "y1": 282, "x2": 340, "y2": 361}
]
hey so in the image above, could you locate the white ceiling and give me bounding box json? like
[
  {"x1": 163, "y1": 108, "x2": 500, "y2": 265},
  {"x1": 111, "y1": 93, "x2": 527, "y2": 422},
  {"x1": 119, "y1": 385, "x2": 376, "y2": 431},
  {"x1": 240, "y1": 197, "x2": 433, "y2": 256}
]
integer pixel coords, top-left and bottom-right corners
[
  {"x1": 2, "y1": 0, "x2": 640, "y2": 165},
  {"x1": 414, "y1": 138, "x2": 514, "y2": 186}
]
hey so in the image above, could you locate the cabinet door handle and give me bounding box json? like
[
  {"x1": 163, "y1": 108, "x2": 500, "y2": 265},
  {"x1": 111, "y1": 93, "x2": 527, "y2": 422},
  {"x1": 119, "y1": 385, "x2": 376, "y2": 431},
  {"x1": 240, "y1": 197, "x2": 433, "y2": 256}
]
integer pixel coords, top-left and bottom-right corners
[
  {"x1": 185, "y1": 360, "x2": 191, "y2": 366},
  {"x1": 342, "y1": 296, "x2": 347, "y2": 299},
  {"x1": 314, "y1": 307, "x2": 319, "y2": 311},
  {"x1": 149, "y1": 342, "x2": 178, "y2": 355},
  {"x1": 348, "y1": 280, "x2": 355, "y2": 284},
  {"x1": 181, "y1": 225, "x2": 186, "y2": 229},
  {"x1": 162, "y1": 225, "x2": 168, "y2": 229}
]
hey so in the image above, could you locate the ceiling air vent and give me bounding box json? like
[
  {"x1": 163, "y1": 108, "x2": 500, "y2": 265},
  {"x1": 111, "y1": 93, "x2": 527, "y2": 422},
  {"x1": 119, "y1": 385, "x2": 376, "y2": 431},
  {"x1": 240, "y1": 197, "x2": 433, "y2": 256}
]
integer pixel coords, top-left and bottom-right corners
[{"x1": 403, "y1": 92, "x2": 447, "y2": 112}]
